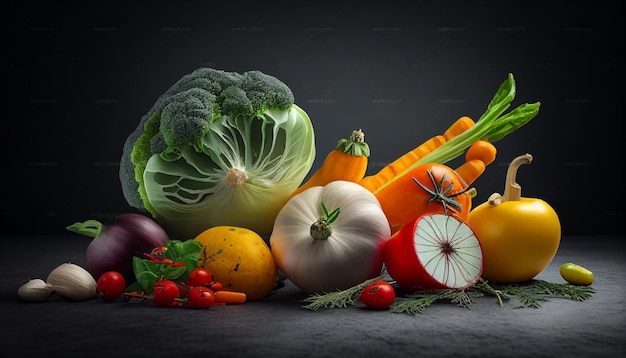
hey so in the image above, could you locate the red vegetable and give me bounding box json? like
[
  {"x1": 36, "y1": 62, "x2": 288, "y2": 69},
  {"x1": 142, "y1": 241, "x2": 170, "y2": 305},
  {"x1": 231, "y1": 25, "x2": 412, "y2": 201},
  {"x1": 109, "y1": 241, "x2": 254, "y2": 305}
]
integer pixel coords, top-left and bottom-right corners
[
  {"x1": 359, "y1": 280, "x2": 396, "y2": 309},
  {"x1": 96, "y1": 271, "x2": 126, "y2": 301},
  {"x1": 186, "y1": 286, "x2": 217, "y2": 309},
  {"x1": 66, "y1": 213, "x2": 170, "y2": 280},
  {"x1": 188, "y1": 267, "x2": 214, "y2": 287},
  {"x1": 374, "y1": 163, "x2": 473, "y2": 234},
  {"x1": 384, "y1": 213, "x2": 483, "y2": 291},
  {"x1": 152, "y1": 279, "x2": 182, "y2": 306}
]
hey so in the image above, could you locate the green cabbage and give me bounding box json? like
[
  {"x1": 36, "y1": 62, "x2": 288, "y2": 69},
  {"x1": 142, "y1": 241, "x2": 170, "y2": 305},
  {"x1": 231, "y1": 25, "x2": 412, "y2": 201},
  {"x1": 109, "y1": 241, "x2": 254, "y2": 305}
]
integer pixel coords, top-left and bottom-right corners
[{"x1": 120, "y1": 68, "x2": 315, "y2": 240}]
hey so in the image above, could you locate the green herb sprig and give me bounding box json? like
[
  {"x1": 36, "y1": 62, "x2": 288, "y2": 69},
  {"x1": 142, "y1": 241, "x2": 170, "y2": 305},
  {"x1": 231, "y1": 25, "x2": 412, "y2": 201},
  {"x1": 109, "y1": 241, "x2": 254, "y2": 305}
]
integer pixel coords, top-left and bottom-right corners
[
  {"x1": 302, "y1": 277, "x2": 596, "y2": 315},
  {"x1": 302, "y1": 276, "x2": 384, "y2": 310}
]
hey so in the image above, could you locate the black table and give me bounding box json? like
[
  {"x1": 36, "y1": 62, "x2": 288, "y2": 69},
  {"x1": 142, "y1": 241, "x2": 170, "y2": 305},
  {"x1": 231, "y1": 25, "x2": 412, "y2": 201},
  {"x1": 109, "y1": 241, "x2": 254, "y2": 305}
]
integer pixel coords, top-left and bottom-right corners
[{"x1": 1, "y1": 235, "x2": 624, "y2": 358}]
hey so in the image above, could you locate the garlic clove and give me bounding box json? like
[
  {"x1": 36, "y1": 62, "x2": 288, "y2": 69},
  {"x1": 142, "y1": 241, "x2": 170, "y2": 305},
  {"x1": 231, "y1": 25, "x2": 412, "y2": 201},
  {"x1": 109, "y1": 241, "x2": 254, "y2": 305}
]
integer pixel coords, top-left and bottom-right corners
[
  {"x1": 46, "y1": 263, "x2": 98, "y2": 301},
  {"x1": 18, "y1": 278, "x2": 54, "y2": 302}
]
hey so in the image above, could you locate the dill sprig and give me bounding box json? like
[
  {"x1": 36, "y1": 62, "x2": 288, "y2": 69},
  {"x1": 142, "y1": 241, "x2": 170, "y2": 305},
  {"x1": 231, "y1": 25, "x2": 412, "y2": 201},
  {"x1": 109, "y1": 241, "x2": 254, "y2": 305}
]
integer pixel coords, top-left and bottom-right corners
[
  {"x1": 499, "y1": 279, "x2": 596, "y2": 308},
  {"x1": 390, "y1": 288, "x2": 484, "y2": 315},
  {"x1": 301, "y1": 276, "x2": 596, "y2": 314},
  {"x1": 301, "y1": 276, "x2": 384, "y2": 311}
]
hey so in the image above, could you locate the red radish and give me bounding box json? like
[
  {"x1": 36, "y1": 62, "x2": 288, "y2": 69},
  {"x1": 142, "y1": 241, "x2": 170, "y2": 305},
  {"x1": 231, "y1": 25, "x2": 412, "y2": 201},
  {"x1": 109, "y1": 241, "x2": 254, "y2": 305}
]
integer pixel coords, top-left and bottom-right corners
[{"x1": 384, "y1": 213, "x2": 483, "y2": 291}]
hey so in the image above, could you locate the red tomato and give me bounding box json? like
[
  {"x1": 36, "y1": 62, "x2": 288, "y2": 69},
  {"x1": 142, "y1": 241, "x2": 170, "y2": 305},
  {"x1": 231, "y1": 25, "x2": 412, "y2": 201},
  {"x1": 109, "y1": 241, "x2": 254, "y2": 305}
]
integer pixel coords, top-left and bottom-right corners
[
  {"x1": 96, "y1": 271, "x2": 126, "y2": 301},
  {"x1": 152, "y1": 279, "x2": 182, "y2": 306},
  {"x1": 186, "y1": 286, "x2": 216, "y2": 309},
  {"x1": 359, "y1": 280, "x2": 396, "y2": 309},
  {"x1": 376, "y1": 163, "x2": 472, "y2": 234},
  {"x1": 188, "y1": 267, "x2": 213, "y2": 287}
]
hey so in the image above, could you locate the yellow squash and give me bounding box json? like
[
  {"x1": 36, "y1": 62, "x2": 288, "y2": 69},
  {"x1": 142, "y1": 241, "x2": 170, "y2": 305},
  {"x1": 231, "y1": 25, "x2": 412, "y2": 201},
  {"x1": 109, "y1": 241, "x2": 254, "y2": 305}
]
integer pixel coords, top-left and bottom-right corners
[{"x1": 468, "y1": 154, "x2": 561, "y2": 284}]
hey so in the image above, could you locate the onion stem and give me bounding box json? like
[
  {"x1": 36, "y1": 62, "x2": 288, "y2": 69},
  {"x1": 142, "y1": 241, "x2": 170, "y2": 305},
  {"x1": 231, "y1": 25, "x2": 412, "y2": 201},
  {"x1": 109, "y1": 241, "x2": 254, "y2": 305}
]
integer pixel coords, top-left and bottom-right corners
[
  {"x1": 66, "y1": 219, "x2": 103, "y2": 238},
  {"x1": 310, "y1": 203, "x2": 340, "y2": 240}
]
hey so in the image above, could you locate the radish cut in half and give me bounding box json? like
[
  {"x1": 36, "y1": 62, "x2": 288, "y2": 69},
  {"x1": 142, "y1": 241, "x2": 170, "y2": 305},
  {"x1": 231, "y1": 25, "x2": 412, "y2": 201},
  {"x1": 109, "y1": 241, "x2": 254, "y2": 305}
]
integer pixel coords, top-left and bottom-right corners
[{"x1": 384, "y1": 213, "x2": 483, "y2": 291}]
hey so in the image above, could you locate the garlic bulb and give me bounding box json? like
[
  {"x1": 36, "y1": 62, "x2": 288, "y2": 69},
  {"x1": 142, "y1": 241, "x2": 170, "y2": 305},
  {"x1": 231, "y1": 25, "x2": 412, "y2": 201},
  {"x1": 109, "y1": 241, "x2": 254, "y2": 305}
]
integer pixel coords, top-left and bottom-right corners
[
  {"x1": 46, "y1": 263, "x2": 97, "y2": 301},
  {"x1": 17, "y1": 278, "x2": 54, "y2": 302}
]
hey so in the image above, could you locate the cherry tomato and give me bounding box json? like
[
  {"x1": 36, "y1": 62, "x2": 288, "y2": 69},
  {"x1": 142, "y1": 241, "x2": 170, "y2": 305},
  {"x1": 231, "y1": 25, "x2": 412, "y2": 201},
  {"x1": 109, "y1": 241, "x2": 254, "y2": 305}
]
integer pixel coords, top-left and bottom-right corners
[
  {"x1": 152, "y1": 279, "x2": 182, "y2": 306},
  {"x1": 359, "y1": 280, "x2": 396, "y2": 309},
  {"x1": 188, "y1": 267, "x2": 213, "y2": 287},
  {"x1": 96, "y1": 271, "x2": 126, "y2": 301},
  {"x1": 186, "y1": 286, "x2": 216, "y2": 309}
]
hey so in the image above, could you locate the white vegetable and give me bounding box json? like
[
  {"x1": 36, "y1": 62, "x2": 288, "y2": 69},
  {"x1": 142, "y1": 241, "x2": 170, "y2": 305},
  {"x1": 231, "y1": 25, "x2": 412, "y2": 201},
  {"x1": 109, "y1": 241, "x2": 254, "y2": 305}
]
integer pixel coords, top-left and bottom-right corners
[
  {"x1": 46, "y1": 263, "x2": 97, "y2": 301},
  {"x1": 270, "y1": 180, "x2": 391, "y2": 293},
  {"x1": 17, "y1": 279, "x2": 54, "y2": 302}
]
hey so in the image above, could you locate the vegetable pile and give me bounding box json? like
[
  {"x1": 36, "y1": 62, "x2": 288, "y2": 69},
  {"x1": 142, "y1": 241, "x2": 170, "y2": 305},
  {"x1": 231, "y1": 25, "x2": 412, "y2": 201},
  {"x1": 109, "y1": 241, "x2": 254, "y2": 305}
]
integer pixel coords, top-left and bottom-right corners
[{"x1": 18, "y1": 68, "x2": 597, "y2": 314}]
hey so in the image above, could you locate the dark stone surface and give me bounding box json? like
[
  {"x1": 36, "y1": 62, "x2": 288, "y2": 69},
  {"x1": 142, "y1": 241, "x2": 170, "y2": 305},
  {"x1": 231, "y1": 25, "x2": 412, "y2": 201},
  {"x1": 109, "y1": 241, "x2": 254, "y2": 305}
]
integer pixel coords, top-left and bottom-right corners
[{"x1": 1, "y1": 235, "x2": 624, "y2": 357}]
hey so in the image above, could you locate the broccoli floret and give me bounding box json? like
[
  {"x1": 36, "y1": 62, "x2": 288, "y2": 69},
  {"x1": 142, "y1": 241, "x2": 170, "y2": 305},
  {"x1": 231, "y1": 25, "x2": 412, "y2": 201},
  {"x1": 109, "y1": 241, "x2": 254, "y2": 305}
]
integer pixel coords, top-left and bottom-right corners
[{"x1": 119, "y1": 68, "x2": 315, "y2": 240}]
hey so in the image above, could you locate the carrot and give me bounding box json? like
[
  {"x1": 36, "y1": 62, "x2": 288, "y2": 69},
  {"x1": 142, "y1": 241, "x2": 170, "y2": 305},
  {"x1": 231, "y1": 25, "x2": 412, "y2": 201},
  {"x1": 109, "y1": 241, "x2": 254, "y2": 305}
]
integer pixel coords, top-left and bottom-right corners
[
  {"x1": 359, "y1": 135, "x2": 446, "y2": 192},
  {"x1": 443, "y1": 116, "x2": 476, "y2": 141},
  {"x1": 454, "y1": 159, "x2": 486, "y2": 186},
  {"x1": 465, "y1": 139, "x2": 497, "y2": 165},
  {"x1": 454, "y1": 140, "x2": 497, "y2": 185},
  {"x1": 214, "y1": 290, "x2": 247, "y2": 304},
  {"x1": 289, "y1": 129, "x2": 370, "y2": 199},
  {"x1": 359, "y1": 116, "x2": 475, "y2": 193}
]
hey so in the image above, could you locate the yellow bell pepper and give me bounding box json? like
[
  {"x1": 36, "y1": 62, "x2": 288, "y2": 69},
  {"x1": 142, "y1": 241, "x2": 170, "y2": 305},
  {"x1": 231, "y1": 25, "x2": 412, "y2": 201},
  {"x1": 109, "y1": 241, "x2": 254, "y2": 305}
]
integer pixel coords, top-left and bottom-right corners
[{"x1": 468, "y1": 153, "x2": 561, "y2": 283}]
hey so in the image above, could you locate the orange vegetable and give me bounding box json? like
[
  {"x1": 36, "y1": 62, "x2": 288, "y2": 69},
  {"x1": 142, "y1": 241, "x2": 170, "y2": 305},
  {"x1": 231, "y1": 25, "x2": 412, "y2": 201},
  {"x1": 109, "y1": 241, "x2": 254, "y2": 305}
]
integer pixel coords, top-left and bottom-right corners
[
  {"x1": 359, "y1": 135, "x2": 446, "y2": 192},
  {"x1": 443, "y1": 116, "x2": 476, "y2": 141},
  {"x1": 359, "y1": 116, "x2": 475, "y2": 193},
  {"x1": 454, "y1": 159, "x2": 486, "y2": 186},
  {"x1": 289, "y1": 129, "x2": 370, "y2": 198},
  {"x1": 214, "y1": 290, "x2": 247, "y2": 304},
  {"x1": 454, "y1": 140, "x2": 498, "y2": 185},
  {"x1": 465, "y1": 139, "x2": 497, "y2": 165},
  {"x1": 375, "y1": 163, "x2": 473, "y2": 234}
]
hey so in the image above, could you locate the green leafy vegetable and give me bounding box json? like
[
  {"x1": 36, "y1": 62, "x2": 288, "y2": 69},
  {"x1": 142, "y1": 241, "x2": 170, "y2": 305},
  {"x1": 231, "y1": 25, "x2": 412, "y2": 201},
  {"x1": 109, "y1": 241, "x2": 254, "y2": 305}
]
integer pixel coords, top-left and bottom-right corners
[
  {"x1": 119, "y1": 68, "x2": 316, "y2": 240},
  {"x1": 414, "y1": 73, "x2": 540, "y2": 167},
  {"x1": 127, "y1": 240, "x2": 202, "y2": 294}
]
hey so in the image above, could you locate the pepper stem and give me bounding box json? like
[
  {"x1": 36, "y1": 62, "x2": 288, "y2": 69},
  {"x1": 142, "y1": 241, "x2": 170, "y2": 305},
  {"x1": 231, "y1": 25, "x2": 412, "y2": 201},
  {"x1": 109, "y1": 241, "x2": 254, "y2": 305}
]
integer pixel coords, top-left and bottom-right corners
[
  {"x1": 66, "y1": 219, "x2": 103, "y2": 238},
  {"x1": 502, "y1": 153, "x2": 533, "y2": 202},
  {"x1": 336, "y1": 129, "x2": 371, "y2": 157},
  {"x1": 310, "y1": 203, "x2": 340, "y2": 240}
]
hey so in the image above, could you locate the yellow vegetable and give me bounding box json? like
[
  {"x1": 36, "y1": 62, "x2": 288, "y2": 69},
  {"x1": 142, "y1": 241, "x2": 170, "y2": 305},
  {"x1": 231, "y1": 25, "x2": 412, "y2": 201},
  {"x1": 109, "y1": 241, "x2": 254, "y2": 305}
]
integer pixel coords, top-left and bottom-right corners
[
  {"x1": 560, "y1": 263, "x2": 594, "y2": 286},
  {"x1": 468, "y1": 154, "x2": 561, "y2": 283},
  {"x1": 194, "y1": 226, "x2": 277, "y2": 301}
]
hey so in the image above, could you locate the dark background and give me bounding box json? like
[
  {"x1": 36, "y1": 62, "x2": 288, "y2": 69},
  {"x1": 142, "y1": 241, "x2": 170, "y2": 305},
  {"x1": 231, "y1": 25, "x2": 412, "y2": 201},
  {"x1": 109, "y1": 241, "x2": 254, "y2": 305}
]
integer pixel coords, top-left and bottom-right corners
[{"x1": 2, "y1": 0, "x2": 624, "y2": 236}]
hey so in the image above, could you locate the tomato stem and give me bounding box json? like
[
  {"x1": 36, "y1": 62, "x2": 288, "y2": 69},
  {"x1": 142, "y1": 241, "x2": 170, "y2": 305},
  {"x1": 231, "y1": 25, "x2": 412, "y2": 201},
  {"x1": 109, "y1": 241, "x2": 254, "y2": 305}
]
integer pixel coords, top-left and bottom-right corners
[
  {"x1": 502, "y1": 153, "x2": 533, "y2": 202},
  {"x1": 413, "y1": 170, "x2": 470, "y2": 214}
]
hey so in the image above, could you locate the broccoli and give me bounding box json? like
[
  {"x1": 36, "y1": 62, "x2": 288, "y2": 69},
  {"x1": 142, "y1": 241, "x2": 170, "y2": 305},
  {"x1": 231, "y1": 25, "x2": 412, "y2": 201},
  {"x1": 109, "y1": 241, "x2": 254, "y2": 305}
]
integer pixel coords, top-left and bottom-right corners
[{"x1": 119, "y1": 68, "x2": 316, "y2": 240}]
